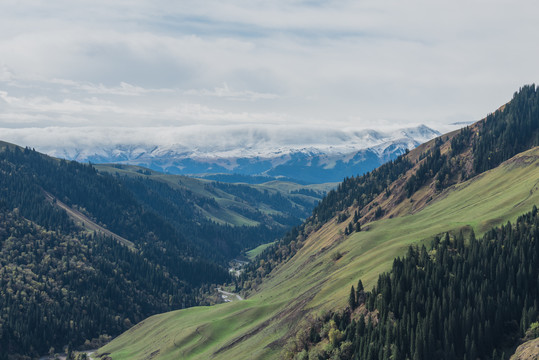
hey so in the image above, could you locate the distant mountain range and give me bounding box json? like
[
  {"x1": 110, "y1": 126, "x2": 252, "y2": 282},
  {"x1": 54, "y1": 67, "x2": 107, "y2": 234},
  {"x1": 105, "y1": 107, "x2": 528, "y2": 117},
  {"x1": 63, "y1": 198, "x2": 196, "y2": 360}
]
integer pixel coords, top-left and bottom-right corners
[{"x1": 46, "y1": 125, "x2": 440, "y2": 183}]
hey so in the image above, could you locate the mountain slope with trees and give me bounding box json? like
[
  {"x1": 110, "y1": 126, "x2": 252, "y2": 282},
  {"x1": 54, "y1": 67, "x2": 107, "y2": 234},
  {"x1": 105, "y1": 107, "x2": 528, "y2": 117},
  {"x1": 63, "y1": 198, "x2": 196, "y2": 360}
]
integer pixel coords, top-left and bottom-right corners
[
  {"x1": 0, "y1": 144, "x2": 238, "y2": 358},
  {"x1": 309, "y1": 84, "x2": 539, "y2": 230},
  {"x1": 235, "y1": 85, "x2": 539, "y2": 293},
  {"x1": 0, "y1": 142, "x2": 323, "y2": 358},
  {"x1": 287, "y1": 207, "x2": 539, "y2": 359},
  {"x1": 95, "y1": 163, "x2": 330, "y2": 230},
  {"x1": 99, "y1": 85, "x2": 539, "y2": 359}
]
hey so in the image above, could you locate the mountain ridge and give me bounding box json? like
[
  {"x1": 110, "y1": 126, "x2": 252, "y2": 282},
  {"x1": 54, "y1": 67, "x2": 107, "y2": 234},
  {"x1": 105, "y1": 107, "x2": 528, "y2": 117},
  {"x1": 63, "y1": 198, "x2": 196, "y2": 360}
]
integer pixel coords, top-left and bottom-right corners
[{"x1": 32, "y1": 125, "x2": 440, "y2": 183}]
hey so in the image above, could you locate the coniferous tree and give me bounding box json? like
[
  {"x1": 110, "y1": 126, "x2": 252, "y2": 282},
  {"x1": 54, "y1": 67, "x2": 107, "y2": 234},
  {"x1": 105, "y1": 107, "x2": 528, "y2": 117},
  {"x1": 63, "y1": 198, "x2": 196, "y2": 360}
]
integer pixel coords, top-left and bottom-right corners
[
  {"x1": 291, "y1": 207, "x2": 539, "y2": 360},
  {"x1": 349, "y1": 286, "x2": 357, "y2": 309}
]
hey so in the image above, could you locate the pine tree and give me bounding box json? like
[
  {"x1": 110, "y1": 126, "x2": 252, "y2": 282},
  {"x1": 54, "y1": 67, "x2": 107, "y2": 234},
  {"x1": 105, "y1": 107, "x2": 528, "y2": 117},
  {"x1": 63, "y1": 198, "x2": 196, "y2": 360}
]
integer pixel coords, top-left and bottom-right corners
[
  {"x1": 357, "y1": 279, "x2": 364, "y2": 293},
  {"x1": 347, "y1": 222, "x2": 354, "y2": 235},
  {"x1": 349, "y1": 286, "x2": 357, "y2": 309}
]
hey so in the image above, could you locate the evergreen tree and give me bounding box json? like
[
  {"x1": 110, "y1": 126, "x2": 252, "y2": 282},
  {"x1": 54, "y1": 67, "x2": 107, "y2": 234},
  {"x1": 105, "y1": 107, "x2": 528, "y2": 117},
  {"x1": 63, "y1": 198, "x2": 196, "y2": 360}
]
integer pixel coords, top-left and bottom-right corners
[
  {"x1": 349, "y1": 286, "x2": 357, "y2": 309},
  {"x1": 291, "y1": 207, "x2": 539, "y2": 360}
]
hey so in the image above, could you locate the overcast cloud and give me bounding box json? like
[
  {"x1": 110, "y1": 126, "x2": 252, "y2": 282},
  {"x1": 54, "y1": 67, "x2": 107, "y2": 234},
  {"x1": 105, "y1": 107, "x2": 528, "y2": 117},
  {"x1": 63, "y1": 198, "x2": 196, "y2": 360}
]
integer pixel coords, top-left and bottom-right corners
[{"x1": 0, "y1": 0, "x2": 538, "y2": 150}]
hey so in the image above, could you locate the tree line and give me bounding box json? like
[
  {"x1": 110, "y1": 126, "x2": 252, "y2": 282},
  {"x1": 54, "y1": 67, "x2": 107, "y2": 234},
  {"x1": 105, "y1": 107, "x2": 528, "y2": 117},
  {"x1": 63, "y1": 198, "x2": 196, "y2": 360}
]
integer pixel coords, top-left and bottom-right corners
[{"x1": 286, "y1": 206, "x2": 539, "y2": 360}]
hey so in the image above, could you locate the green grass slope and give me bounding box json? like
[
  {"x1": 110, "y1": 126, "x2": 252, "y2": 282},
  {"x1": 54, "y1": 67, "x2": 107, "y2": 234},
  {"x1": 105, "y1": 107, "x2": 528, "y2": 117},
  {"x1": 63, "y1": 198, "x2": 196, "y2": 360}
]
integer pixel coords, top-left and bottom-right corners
[
  {"x1": 99, "y1": 147, "x2": 539, "y2": 360},
  {"x1": 246, "y1": 242, "x2": 276, "y2": 261}
]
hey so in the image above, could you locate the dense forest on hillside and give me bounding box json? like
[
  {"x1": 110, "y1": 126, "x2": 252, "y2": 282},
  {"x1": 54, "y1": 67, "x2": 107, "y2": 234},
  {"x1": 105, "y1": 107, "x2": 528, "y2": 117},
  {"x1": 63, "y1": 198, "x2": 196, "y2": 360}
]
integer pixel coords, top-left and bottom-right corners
[
  {"x1": 310, "y1": 153, "x2": 412, "y2": 226},
  {"x1": 0, "y1": 146, "x2": 233, "y2": 276},
  {"x1": 0, "y1": 208, "x2": 211, "y2": 359},
  {"x1": 0, "y1": 146, "x2": 253, "y2": 358},
  {"x1": 285, "y1": 207, "x2": 539, "y2": 360},
  {"x1": 116, "y1": 176, "x2": 287, "y2": 263},
  {"x1": 404, "y1": 84, "x2": 539, "y2": 200},
  {"x1": 472, "y1": 84, "x2": 539, "y2": 172}
]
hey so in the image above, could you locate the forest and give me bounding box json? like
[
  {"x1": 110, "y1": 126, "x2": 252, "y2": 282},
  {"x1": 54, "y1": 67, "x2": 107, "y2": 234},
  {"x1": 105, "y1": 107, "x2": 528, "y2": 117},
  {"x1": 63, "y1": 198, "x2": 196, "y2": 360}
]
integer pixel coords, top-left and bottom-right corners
[
  {"x1": 0, "y1": 145, "x2": 296, "y2": 358},
  {"x1": 285, "y1": 206, "x2": 539, "y2": 360},
  {"x1": 0, "y1": 208, "x2": 209, "y2": 359}
]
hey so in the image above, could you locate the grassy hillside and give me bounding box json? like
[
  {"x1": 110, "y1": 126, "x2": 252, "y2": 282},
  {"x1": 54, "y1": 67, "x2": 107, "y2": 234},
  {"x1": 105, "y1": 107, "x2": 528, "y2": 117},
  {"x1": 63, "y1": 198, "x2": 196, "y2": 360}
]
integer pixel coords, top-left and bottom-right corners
[
  {"x1": 95, "y1": 164, "x2": 334, "y2": 228},
  {"x1": 99, "y1": 145, "x2": 539, "y2": 360},
  {"x1": 246, "y1": 242, "x2": 276, "y2": 261},
  {"x1": 307, "y1": 85, "x2": 539, "y2": 232}
]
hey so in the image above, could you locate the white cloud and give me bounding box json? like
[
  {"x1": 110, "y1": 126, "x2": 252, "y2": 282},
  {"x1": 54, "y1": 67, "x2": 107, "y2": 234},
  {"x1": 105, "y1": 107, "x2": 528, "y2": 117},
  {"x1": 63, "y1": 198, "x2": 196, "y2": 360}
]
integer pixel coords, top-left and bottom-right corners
[
  {"x1": 0, "y1": 124, "x2": 439, "y2": 160},
  {"x1": 75, "y1": 82, "x2": 172, "y2": 96},
  {"x1": 0, "y1": 83, "x2": 291, "y2": 128},
  {"x1": 0, "y1": 0, "x2": 537, "y2": 144},
  {"x1": 184, "y1": 83, "x2": 279, "y2": 101}
]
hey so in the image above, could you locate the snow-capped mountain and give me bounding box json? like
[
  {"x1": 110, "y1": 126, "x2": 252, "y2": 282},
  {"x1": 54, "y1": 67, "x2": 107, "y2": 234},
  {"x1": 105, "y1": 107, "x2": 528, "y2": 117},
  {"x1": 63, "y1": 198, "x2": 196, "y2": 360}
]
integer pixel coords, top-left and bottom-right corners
[{"x1": 11, "y1": 124, "x2": 440, "y2": 183}]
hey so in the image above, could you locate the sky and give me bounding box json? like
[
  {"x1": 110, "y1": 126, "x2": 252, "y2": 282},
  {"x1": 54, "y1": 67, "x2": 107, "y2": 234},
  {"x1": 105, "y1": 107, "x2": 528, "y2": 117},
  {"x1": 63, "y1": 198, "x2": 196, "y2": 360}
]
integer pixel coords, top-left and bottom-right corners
[{"x1": 0, "y1": 0, "x2": 538, "y2": 151}]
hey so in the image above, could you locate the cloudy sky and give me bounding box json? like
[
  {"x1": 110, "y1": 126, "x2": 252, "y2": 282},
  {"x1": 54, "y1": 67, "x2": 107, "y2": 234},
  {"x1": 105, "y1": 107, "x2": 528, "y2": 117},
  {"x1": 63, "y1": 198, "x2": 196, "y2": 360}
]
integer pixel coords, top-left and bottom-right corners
[{"x1": 0, "y1": 0, "x2": 538, "y2": 150}]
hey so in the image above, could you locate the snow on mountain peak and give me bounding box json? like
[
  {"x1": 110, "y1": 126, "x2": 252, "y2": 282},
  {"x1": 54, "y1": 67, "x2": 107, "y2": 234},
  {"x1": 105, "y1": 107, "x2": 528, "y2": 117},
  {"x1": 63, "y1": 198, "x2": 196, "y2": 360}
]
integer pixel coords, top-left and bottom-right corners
[{"x1": 0, "y1": 124, "x2": 440, "y2": 182}]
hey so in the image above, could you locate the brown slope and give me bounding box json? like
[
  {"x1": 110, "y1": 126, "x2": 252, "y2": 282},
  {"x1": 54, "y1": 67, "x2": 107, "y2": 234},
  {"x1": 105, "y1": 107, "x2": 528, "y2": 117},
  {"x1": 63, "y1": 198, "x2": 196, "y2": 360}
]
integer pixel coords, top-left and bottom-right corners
[
  {"x1": 349, "y1": 109, "x2": 497, "y2": 227},
  {"x1": 511, "y1": 338, "x2": 539, "y2": 360},
  {"x1": 44, "y1": 190, "x2": 136, "y2": 250}
]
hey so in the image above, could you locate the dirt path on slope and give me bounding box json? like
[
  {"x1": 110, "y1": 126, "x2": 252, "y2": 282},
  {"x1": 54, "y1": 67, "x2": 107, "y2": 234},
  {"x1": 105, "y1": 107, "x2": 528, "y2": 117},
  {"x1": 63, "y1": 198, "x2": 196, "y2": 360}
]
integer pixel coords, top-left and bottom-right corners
[{"x1": 44, "y1": 191, "x2": 135, "y2": 250}]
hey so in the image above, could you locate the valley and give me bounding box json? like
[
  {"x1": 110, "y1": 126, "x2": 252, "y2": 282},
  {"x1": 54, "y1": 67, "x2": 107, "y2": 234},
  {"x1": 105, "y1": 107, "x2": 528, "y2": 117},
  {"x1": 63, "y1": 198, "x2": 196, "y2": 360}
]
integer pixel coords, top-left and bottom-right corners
[
  {"x1": 0, "y1": 141, "x2": 328, "y2": 359},
  {"x1": 98, "y1": 146, "x2": 539, "y2": 359},
  {"x1": 97, "y1": 86, "x2": 539, "y2": 359},
  {"x1": 1, "y1": 85, "x2": 539, "y2": 359},
  {"x1": 2, "y1": 1, "x2": 538, "y2": 359}
]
